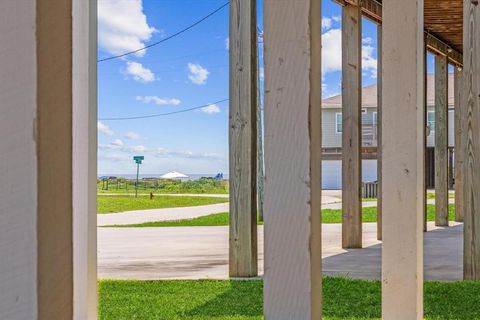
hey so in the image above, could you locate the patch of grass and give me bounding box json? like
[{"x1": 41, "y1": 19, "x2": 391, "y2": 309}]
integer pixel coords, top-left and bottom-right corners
[
  {"x1": 98, "y1": 278, "x2": 480, "y2": 319},
  {"x1": 109, "y1": 212, "x2": 235, "y2": 227},
  {"x1": 112, "y1": 204, "x2": 456, "y2": 227},
  {"x1": 97, "y1": 178, "x2": 229, "y2": 195},
  {"x1": 97, "y1": 195, "x2": 229, "y2": 214},
  {"x1": 427, "y1": 192, "x2": 456, "y2": 199}
]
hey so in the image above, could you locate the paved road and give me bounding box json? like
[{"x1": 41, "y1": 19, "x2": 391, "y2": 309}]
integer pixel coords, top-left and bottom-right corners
[
  {"x1": 97, "y1": 202, "x2": 229, "y2": 226},
  {"x1": 98, "y1": 222, "x2": 463, "y2": 280}
]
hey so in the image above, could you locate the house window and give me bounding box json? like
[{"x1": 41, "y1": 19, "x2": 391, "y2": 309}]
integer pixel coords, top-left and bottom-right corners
[
  {"x1": 427, "y1": 111, "x2": 435, "y2": 131},
  {"x1": 373, "y1": 112, "x2": 378, "y2": 126},
  {"x1": 335, "y1": 113, "x2": 342, "y2": 133}
]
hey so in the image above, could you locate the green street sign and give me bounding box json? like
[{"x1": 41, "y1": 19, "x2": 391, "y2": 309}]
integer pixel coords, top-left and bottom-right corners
[{"x1": 133, "y1": 155, "x2": 144, "y2": 165}]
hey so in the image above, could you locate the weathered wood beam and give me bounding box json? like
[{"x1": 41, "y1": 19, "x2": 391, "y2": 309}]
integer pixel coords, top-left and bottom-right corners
[
  {"x1": 229, "y1": 0, "x2": 258, "y2": 278},
  {"x1": 463, "y1": 0, "x2": 480, "y2": 280},
  {"x1": 342, "y1": 3, "x2": 362, "y2": 248},
  {"x1": 382, "y1": 0, "x2": 424, "y2": 318},
  {"x1": 377, "y1": 24, "x2": 383, "y2": 240},
  {"x1": 454, "y1": 68, "x2": 464, "y2": 222},
  {"x1": 332, "y1": 0, "x2": 463, "y2": 66},
  {"x1": 263, "y1": 0, "x2": 322, "y2": 318},
  {"x1": 434, "y1": 54, "x2": 449, "y2": 226}
]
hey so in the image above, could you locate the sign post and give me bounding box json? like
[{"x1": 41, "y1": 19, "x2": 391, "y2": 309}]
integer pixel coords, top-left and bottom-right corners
[{"x1": 133, "y1": 156, "x2": 144, "y2": 198}]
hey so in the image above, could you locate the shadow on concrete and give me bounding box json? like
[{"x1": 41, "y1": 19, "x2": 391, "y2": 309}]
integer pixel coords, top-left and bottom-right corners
[{"x1": 322, "y1": 224, "x2": 463, "y2": 281}]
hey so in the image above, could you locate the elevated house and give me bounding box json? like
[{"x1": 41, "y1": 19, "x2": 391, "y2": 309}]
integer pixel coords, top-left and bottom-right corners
[
  {"x1": 322, "y1": 74, "x2": 456, "y2": 189},
  {"x1": 2, "y1": 0, "x2": 480, "y2": 319},
  {"x1": 322, "y1": 73, "x2": 455, "y2": 156}
]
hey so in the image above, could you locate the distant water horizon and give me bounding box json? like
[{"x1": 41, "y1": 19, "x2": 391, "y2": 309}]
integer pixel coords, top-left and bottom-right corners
[{"x1": 97, "y1": 173, "x2": 229, "y2": 181}]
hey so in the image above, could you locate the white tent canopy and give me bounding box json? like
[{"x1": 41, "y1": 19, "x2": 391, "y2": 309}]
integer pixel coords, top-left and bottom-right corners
[{"x1": 160, "y1": 171, "x2": 188, "y2": 179}]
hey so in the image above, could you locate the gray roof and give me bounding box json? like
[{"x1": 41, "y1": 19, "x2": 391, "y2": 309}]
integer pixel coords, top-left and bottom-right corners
[{"x1": 322, "y1": 73, "x2": 455, "y2": 109}]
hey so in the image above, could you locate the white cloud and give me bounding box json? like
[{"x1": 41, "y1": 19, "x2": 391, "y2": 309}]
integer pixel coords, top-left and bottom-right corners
[
  {"x1": 321, "y1": 29, "x2": 378, "y2": 79},
  {"x1": 225, "y1": 37, "x2": 229, "y2": 50},
  {"x1": 187, "y1": 63, "x2": 209, "y2": 85},
  {"x1": 322, "y1": 17, "x2": 332, "y2": 30},
  {"x1": 98, "y1": 121, "x2": 114, "y2": 136},
  {"x1": 259, "y1": 67, "x2": 264, "y2": 81},
  {"x1": 322, "y1": 28, "x2": 342, "y2": 76},
  {"x1": 201, "y1": 104, "x2": 220, "y2": 114},
  {"x1": 111, "y1": 139, "x2": 124, "y2": 147},
  {"x1": 132, "y1": 145, "x2": 148, "y2": 153},
  {"x1": 98, "y1": 0, "x2": 156, "y2": 57},
  {"x1": 136, "y1": 96, "x2": 181, "y2": 106},
  {"x1": 362, "y1": 40, "x2": 378, "y2": 79},
  {"x1": 332, "y1": 15, "x2": 341, "y2": 22},
  {"x1": 125, "y1": 132, "x2": 141, "y2": 140},
  {"x1": 124, "y1": 61, "x2": 155, "y2": 82}
]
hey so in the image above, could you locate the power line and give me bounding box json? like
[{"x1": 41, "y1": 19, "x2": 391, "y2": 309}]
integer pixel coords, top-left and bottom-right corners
[
  {"x1": 99, "y1": 99, "x2": 229, "y2": 121},
  {"x1": 98, "y1": 2, "x2": 229, "y2": 62}
]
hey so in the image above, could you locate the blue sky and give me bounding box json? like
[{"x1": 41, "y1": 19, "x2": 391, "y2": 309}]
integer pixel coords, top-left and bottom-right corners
[{"x1": 97, "y1": 0, "x2": 381, "y2": 175}]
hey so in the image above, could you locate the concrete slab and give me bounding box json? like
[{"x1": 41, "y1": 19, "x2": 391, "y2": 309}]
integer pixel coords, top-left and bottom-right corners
[{"x1": 98, "y1": 222, "x2": 463, "y2": 280}]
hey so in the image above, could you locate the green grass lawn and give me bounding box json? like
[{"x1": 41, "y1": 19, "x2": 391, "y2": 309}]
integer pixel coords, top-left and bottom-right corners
[
  {"x1": 427, "y1": 192, "x2": 456, "y2": 199},
  {"x1": 109, "y1": 204, "x2": 455, "y2": 227},
  {"x1": 98, "y1": 278, "x2": 480, "y2": 319},
  {"x1": 97, "y1": 195, "x2": 229, "y2": 214},
  {"x1": 97, "y1": 178, "x2": 229, "y2": 195}
]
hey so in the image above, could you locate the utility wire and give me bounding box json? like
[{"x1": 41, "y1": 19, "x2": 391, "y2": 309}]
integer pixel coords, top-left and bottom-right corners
[
  {"x1": 98, "y1": 2, "x2": 229, "y2": 62},
  {"x1": 99, "y1": 99, "x2": 229, "y2": 121}
]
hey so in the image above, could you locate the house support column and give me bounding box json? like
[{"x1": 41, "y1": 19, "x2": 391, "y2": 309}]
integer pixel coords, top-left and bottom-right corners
[
  {"x1": 382, "y1": 0, "x2": 424, "y2": 318},
  {"x1": 73, "y1": 0, "x2": 98, "y2": 318},
  {"x1": 377, "y1": 24, "x2": 383, "y2": 240},
  {"x1": 463, "y1": 0, "x2": 480, "y2": 280},
  {"x1": 263, "y1": 0, "x2": 322, "y2": 318},
  {"x1": 0, "y1": 0, "x2": 96, "y2": 318},
  {"x1": 229, "y1": 0, "x2": 258, "y2": 278},
  {"x1": 342, "y1": 2, "x2": 362, "y2": 248},
  {"x1": 454, "y1": 67, "x2": 464, "y2": 222},
  {"x1": 434, "y1": 54, "x2": 449, "y2": 226}
]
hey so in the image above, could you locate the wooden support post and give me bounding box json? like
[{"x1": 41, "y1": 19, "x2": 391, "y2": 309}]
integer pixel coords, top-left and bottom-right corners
[
  {"x1": 72, "y1": 0, "x2": 97, "y2": 318},
  {"x1": 342, "y1": 2, "x2": 362, "y2": 248},
  {"x1": 434, "y1": 54, "x2": 449, "y2": 226},
  {"x1": 0, "y1": 0, "x2": 95, "y2": 318},
  {"x1": 377, "y1": 24, "x2": 383, "y2": 241},
  {"x1": 229, "y1": 0, "x2": 258, "y2": 278},
  {"x1": 423, "y1": 43, "x2": 428, "y2": 232},
  {"x1": 463, "y1": 0, "x2": 480, "y2": 280},
  {"x1": 454, "y1": 68, "x2": 464, "y2": 222},
  {"x1": 382, "y1": 0, "x2": 424, "y2": 318},
  {"x1": 263, "y1": 0, "x2": 322, "y2": 318}
]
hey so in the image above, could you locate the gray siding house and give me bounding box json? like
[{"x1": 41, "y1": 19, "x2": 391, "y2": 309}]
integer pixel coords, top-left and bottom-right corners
[
  {"x1": 321, "y1": 74, "x2": 455, "y2": 189},
  {"x1": 321, "y1": 73, "x2": 455, "y2": 150}
]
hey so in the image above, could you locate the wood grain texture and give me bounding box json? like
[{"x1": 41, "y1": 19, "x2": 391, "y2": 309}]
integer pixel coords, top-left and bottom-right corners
[
  {"x1": 424, "y1": 40, "x2": 428, "y2": 232},
  {"x1": 37, "y1": 0, "x2": 74, "y2": 317},
  {"x1": 229, "y1": 0, "x2": 258, "y2": 278},
  {"x1": 0, "y1": 2, "x2": 38, "y2": 318},
  {"x1": 454, "y1": 68, "x2": 464, "y2": 222},
  {"x1": 263, "y1": 0, "x2": 322, "y2": 318},
  {"x1": 342, "y1": 3, "x2": 362, "y2": 248},
  {"x1": 463, "y1": 0, "x2": 480, "y2": 280},
  {"x1": 377, "y1": 24, "x2": 383, "y2": 241},
  {"x1": 382, "y1": 0, "x2": 424, "y2": 318},
  {"x1": 434, "y1": 54, "x2": 449, "y2": 226}
]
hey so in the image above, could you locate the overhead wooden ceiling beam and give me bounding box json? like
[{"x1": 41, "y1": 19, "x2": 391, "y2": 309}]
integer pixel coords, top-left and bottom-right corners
[{"x1": 332, "y1": 0, "x2": 463, "y2": 66}]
